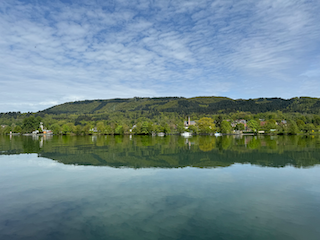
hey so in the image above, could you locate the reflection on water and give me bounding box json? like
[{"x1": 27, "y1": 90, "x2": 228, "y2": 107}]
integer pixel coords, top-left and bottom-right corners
[
  {"x1": 0, "y1": 135, "x2": 320, "y2": 239},
  {"x1": 1, "y1": 135, "x2": 320, "y2": 168}
]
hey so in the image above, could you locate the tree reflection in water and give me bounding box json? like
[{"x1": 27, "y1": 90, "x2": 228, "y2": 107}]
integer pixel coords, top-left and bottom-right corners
[{"x1": 1, "y1": 135, "x2": 320, "y2": 168}]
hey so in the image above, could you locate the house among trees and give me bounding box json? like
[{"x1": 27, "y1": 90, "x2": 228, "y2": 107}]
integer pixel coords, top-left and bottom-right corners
[
  {"x1": 90, "y1": 127, "x2": 98, "y2": 133},
  {"x1": 184, "y1": 117, "x2": 196, "y2": 127},
  {"x1": 41, "y1": 122, "x2": 53, "y2": 134},
  {"x1": 231, "y1": 119, "x2": 247, "y2": 128},
  {"x1": 281, "y1": 120, "x2": 287, "y2": 125},
  {"x1": 32, "y1": 122, "x2": 53, "y2": 135},
  {"x1": 260, "y1": 121, "x2": 267, "y2": 126},
  {"x1": 42, "y1": 129, "x2": 53, "y2": 134}
]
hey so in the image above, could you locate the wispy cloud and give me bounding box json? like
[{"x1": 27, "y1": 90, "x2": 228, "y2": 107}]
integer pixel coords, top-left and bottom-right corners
[{"x1": 0, "y1": 0, "x2": 319, "y2": 112}]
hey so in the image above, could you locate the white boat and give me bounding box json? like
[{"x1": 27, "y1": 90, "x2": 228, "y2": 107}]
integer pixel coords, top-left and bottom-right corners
[
  {"x1": 181, "y1": 132, "x2": 192, "y2": 137},
  {"x1": 214, "y1": 132, "x2": 222, "y2": 137}
]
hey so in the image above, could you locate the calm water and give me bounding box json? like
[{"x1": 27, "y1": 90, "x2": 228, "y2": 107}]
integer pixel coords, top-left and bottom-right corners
[{"x1": 0, "y1": 135, "x2": 320, "y2": 240}]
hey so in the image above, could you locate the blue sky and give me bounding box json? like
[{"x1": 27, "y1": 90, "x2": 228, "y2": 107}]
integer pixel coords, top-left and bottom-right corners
[{"x1": 1, "y1": 0, "x2": 320, "y2": 112}]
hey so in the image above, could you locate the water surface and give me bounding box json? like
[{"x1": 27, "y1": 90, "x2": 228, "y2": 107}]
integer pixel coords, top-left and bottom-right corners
[{"x1": 0, "y1": 135, "x2": 320, "y2": 239}]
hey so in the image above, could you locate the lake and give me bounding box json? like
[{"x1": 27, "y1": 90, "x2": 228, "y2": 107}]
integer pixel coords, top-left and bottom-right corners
[{"x1": 0, "y1": 135, "x2": 320, "y2": 240}]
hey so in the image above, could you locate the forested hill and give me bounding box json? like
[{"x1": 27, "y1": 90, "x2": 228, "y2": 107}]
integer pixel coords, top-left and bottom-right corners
[{"x1": 40, "y1": 96, "x2": 320, "y2": 115}]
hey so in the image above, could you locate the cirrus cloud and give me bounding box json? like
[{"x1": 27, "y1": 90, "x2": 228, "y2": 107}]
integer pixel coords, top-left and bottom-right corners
[{"x1": 0, "y1": 0, "x2": 320, "y2": 112}]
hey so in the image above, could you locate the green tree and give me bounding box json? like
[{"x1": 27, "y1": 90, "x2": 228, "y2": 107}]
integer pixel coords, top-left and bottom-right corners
[
  {"x1": 109, "y1": 122, "x2": 116, "y2": 134},
  {"x1": 141, "y1": 121, "x2": 149, "y2": 134},
  {"x1": 22, "y1": 116, "x2": 38, "y2": 133},
  {"x1": 312, "y1": 115, "x2": 320, "y2": 126},
  {"x1": 154, "y1": 125, "x2": 163, "y2": 133},
  {"x1": 263, "y1": 119, "x2": 277, "y2": 133},
  {"x1": 13, "y1": 125, "x2": 22, "y2": 133},
  {"x1": 75, "y1": 125, "x2": 83, "y2": 135},
  {"x1": 50, "y1": 123, "x2": 61, "y2": 135},
  {"x1": 287, "y1": 120, "x2": 299, "y2": 135},
  {"x1": 220, "y1": 120, "x2": 232, "y2": 134},
  {"x1": 296, "y1": 120, "x2": 305, "y2": 130},
  {"x1": 36, "y1": 116, "x2": 42, "y2": 124},
  {"x1": 133, "y1": 122, "x2": 142, "y2": 134},
  {"x1": 96, "y1": 121, "x2": 106, "y2": 134},
  {"x1": 161, "y1": 123, "x2": 171, "y2": 134},
  {"x1": 105, "y1": 125, "x2": 113, "y2": 135},
  {"x1": 235, "y1": 123, "x2": 245, "y2": 131},
  {"x1": 247, "y1": 120, "x2": 259, "y2": 132},
  {"x1": 147, "y1": 122, "x2": 155, "y2": 134},
  {"x1": 82, "y1": 124, "x2": 91, "y2": 135},
  {"x1": 123, "y1": 124, "x2": 130, "y2": 134},
  {"x1": 188, "y1": 125, "x2": 198, "y2": 134},
  {"x1": 198, "y1": 117, "x2": 215, "y2": 134},
  {"x1": 68, "y1": 123, "x2": 75, "y2": 133},
  {"x1": 215, "y1": 115, "x2": 223, "y2": 130},
  {"x1": 176, "y1": 122, "x2": 185, "y2": 133},
  {"x1": 3, "y1": 125, "x2": 11, "y2": 134},
  {"x1": 62, "y1": 124, "x2": 71, "y2": 135},
  {"x1": 115, "y1": 125, "x2": 124, "y2": 135},
  {"x1": 304, "y1": 123, "x2": 315, "y2": 133}
]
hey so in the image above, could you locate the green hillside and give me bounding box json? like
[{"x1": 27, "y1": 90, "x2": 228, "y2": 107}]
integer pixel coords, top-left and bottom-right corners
[
  {"x1": 2, "y1": 96, "x2": 320, "y2": 136},
  {"x1": 41, "y1": 96, "x2": 320, "y2": 115}
]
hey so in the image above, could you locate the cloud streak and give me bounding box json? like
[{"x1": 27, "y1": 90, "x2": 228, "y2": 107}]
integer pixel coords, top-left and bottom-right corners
[{"x1": 0, "y1": 0, "x2": 320, "y2": 112}]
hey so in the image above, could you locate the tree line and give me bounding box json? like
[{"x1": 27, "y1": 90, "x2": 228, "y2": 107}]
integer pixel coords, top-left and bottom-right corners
[{"x1": 1, "y1": 110, "x2": 320, "y2": 135}]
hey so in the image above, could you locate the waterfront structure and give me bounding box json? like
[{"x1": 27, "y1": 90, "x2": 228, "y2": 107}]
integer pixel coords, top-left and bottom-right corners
[{"x1": 184, "y1": 116, "x2": 196, "y2": 127}]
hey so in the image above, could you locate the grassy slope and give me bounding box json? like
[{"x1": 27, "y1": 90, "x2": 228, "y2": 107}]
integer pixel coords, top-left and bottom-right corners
[{"x1": 40, "y1": 96, "x2": 320, "y2": 115}]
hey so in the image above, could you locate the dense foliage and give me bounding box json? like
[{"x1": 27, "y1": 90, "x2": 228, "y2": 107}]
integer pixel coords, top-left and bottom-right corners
[
  {"x1": 39, "y1": 97, "x2": 320, "y2": 115},
  {"x1": 1, "y1": 96, "x2": 320, "y2": 135}
]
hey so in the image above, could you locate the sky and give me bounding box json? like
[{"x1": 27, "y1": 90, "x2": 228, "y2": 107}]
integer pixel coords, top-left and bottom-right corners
[{"x1": 1, "y1": 0, "x2": 320, "y2": 113}]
